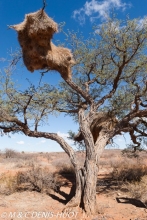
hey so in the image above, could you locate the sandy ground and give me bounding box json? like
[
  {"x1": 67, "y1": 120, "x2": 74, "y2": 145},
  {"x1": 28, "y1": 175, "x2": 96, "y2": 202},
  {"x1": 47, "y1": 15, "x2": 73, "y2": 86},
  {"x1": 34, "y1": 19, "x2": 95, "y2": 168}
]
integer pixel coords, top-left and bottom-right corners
[{"x1": 0, "y1": 150, "x2": 146, "y2": 220}]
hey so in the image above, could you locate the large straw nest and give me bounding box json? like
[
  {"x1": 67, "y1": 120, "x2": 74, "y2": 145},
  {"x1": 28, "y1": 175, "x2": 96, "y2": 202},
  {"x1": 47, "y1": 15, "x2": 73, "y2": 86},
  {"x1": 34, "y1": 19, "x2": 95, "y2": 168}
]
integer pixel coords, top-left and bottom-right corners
[
  {"x1": 11, "y1": 10, "x2": 58, "y2": 38},
  {"x1": 10, "y1": 9, "x2": 75, "y2": 80},
  {"x1": 74, "y1": 112, "x2": 118, "y2": 143}
]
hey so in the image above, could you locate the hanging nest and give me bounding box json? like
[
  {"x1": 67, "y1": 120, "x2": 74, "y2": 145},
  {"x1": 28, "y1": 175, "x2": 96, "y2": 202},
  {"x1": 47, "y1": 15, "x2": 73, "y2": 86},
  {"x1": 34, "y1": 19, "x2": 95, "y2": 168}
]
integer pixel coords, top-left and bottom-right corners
[
  {"x1": 10, "y1": 9, "x2": 75, "y2": 80},
  {"x1": 74, "y1": 112, "x2": 118, "y2": 143}
]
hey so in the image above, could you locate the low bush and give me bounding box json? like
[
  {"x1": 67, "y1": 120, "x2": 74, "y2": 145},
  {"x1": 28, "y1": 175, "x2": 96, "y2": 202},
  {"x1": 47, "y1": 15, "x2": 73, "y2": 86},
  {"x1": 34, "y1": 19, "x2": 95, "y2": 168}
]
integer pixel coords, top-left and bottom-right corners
[
  {"x1": 111, "y1": 161, "x2": 147, "y2": 182},
  {"x1": 125, "y1": 175, "x2": 147, "y2": 200},
  {"x1": 56, "y1": 163, "x2": 75, "y2": 176},
  {"x1": 0, "y1": 149, "x2": 38, "y2": 168},
  {"x1": 14, "y1": 159, "x2": 36, "y2": 168},
  {"x1": 0, "y1": 164, "x2": 59, "y2": 195},
  {"x1": 16, "y1": 164, "x2": 57, "y2": 193},
  {"x1": 0, "y1": 173, "x2": 18, "y2": 195},
  {"x1": 4, "y1": 148, "x2": 17, "y2": 158},
  {"x1": 123, "y1": 175, "x2": 147, "y2": 207}
]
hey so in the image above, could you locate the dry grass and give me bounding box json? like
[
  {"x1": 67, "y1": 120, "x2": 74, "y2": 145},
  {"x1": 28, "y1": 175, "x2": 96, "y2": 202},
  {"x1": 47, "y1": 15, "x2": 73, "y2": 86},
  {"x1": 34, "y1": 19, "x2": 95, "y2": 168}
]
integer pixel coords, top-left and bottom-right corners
[
  {"x1": 11, "y1": 10, "x2": 58, "y2": 36},
  {"x1": 0, "y1": 174, "x2": 17, "y2": 195},
  {"x1": 56, "y1": 163, "x2": 75, "y2": 176},
  {"x1": 0, "y1": 149, "x2": 146, "y2": 208},
  {"x1": 52, "y1": 155, "x2": 72, "y2": 166},
  {"x1": 125, "y1": 175, "x2": 147, "y2": 199},
  {"x1": 110, "y1": 159, "x2": 147, "y2": 182},
  {"x1": 122, "y1": 175, "x2": 147, "y2": 207},
  {"x1": 101, "y1": 149, "x2": 121, "y2": 158},
  {"x1": 16, "y1": 164, "x2": 57, "y2": 193},
  {"x1": 10, "y1": 9, "x2": 75, "y2": 79},
  {"x1": 107, "y1": 155, "x2": 147, "y2": 205},
  {"x1": 4, "y1": 148, "x2": 17, "y2": 158},
  {"x1": 74, "y1": 113, "x2": 118, "y2": 144},
  {"x1": 0, "y1": 149, "x2": 38, "y2": 168},
  {"x1": 0, "y1": 164, "x2": 58, "y2": 195},
  {"x1": 96, "y1": 150, "x2": 147, "y2": 206}
]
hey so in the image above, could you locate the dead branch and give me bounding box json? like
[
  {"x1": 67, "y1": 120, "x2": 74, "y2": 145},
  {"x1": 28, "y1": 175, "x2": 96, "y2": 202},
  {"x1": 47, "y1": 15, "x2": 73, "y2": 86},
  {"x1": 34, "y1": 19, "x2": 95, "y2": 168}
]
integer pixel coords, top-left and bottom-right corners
[{"x1": 42, "y1": 0, "x2": 47, "y2": 11}]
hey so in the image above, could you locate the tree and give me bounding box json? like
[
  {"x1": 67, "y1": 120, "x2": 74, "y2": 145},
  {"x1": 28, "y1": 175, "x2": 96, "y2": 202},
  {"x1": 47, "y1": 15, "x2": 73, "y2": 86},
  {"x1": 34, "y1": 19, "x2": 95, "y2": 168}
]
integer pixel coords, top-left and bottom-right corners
[{"x1": 0, "y1": 16, "x2": 147, "y2": 215}]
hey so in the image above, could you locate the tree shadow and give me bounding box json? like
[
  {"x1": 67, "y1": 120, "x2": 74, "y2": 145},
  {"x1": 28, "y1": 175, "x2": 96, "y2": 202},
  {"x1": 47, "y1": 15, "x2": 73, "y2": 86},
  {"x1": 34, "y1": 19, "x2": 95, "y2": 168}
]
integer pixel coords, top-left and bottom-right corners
[
  {"x1": 48, "y1": 193, "x2": 67, "y2": 204},
  {"x1": 48, "y1": 172, "x2": 76, "y2": 204},
  {"x1": 96, "y1": 177, "x2": 125, "y2": 194},
  {"x1": 116, "y1": 197, "x2": 146, "y2": 208}
]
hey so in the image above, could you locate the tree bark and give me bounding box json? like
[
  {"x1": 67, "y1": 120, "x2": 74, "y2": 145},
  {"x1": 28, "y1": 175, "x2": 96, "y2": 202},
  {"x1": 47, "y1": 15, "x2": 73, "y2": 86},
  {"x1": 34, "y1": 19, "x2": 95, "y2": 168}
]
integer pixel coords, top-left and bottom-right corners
[
  {"x1": 95, "y1": 131, "x2": 111, "y2": 161},
  {"x1": 66, "y1": 130, "x2": 111, "y2": 215},
  {"x1": 82, "y1": 158, "x2": 98, "y2": 215},
  {"x1": 65, "y1": 168, "x2": 82, "y2": 208},
  {"x1": 65, "y1": 161, "x2": 98, "y2": 216},
  {"x1": 72, "y1": 108, "x2": 99, "y2": 215}
]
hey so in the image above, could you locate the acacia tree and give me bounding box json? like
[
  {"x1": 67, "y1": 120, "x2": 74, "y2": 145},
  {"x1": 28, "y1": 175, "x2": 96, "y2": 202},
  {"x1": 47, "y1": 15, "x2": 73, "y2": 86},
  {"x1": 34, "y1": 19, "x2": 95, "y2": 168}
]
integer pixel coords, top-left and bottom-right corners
[{"x1": 0, "y1": 17, "x2": 147, "y2": 215}]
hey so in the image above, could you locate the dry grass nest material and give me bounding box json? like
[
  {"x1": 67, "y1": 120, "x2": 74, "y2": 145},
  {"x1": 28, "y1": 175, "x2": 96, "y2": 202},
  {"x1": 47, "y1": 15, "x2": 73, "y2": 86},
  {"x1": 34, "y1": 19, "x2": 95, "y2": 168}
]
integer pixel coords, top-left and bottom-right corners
[
  {"x1": 74, "y1": 112, "x2": 118, "y2": 143},
  {"x1": 10, "y1": 9, "x2": 75, "y2": 80}
]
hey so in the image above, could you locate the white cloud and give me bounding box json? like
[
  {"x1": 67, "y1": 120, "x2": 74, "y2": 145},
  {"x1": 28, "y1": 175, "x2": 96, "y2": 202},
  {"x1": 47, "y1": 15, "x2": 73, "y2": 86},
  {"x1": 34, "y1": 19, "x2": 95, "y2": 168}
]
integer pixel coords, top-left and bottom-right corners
[
  {"x1": 57, "y1": 131, "x2": 68, "y2": 138},
  {"x1": 16, "y1": 141, "x2": 25, "y2": 145},
  {"x1": 57, "y1": 131, "x2": 74, "y2": 145},
  {"x1": 35, "y1": 139, "x2": 47, "y2": 146},
  {"x1": 73, "y1": 0, "x2": 131, "y2": 24},
  {"x1": 40, "y1": 140, "x2": 46, "y2": 143}
]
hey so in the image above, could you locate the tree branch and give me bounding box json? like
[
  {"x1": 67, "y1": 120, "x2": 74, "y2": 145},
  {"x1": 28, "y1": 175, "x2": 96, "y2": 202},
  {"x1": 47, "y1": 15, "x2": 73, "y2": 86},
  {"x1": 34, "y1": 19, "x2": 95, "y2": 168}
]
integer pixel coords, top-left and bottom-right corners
[
  {"x1": 64, "y1": 79, "x2": 93, "y2": 104},
  {"x1": 129, "y1": 129, "x2": 141, "y2": 148},
  {"x1": 134, "y1": 126, "x2": 147, "y2": 137},
  {"x1": 0, "y1": 110, "x2": 79, "y2": 169},
  {"x1": 56, "y1": 109, "x2": 79, "y2": 113},
  {"x1": 42, "y1": 0, "x2": 47, "y2": 10},
  {"x1": 116, "y1": 109, "x2": 147, "y2": 134},
  {"x1": 23, "y1": 95, "x2": 33, "y2": 125},
  {"x1": 96, "y1": 64, "x2": 124, "y2": 108}
]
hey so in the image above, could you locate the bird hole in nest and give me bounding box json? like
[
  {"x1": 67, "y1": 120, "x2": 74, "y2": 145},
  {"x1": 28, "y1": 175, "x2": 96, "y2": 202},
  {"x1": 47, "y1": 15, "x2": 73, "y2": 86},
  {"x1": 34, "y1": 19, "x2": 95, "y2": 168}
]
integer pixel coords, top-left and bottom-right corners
[{"x1": 10, "y1": 9, "x2": 75, "y2": 80}]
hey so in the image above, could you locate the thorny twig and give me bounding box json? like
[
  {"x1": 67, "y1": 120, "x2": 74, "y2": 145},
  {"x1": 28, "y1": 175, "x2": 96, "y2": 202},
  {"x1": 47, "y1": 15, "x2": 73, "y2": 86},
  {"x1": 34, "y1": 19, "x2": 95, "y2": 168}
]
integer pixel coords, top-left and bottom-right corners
[{"x1": 42, "y1": 0, "x2": 47, "y2": 10}]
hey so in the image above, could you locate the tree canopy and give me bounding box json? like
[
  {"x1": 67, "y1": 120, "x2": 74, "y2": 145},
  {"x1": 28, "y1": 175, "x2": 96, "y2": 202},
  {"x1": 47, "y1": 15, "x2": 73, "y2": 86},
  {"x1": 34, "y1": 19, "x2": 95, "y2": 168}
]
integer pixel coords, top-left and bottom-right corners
[
  {"x1": 1, "y1": 17, "x2": 147, "y2": 148},
  {"x1": 0, "y1": 16, "x2": 147, "y2": 214}
]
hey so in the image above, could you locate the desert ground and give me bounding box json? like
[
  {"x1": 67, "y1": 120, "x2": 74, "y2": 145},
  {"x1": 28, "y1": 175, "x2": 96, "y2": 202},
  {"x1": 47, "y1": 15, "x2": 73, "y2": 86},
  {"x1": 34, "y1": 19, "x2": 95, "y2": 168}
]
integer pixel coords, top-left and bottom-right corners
[{"x1": 0, "y1": 149, "x2": 147, "y2": 220}]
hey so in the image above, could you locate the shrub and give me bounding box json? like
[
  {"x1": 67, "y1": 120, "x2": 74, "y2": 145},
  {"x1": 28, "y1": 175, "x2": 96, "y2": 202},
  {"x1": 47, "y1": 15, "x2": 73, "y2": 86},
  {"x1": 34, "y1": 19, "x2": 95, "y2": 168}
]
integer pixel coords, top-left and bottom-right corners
[
  {"x1": 14, "y1": 159, "x2": 35, "y2": 168},
  {"x1": 54, "y1": 163, "x2": 75, "y2": 189},
  {"x1": 99, "y1": 159, "x2": 111, "y2": 167},
  {"x1": 124, "y1": 175, "x2": 147, "y2": 205},
  {"x1": 1, "y1": 151, "x2": 38, "y2": 168},
  {"x1": 16, "y1": 164, "x2": 58, "y2": 193},
  {"x1": 56, "y1": 163, "x2": 75, "y2": 176},
  {"x1": 4, "y1": 148, "x2": 17, "y2": 158},
  {"x1": 0, "y1": 173, "x2": 18, "y2": 195},
  {"x1": 111, "y1": 162, "x2": 147, "y2": 182},
  {"x1": 0, "y1": 164, "x2": 59, "y2": 195}
]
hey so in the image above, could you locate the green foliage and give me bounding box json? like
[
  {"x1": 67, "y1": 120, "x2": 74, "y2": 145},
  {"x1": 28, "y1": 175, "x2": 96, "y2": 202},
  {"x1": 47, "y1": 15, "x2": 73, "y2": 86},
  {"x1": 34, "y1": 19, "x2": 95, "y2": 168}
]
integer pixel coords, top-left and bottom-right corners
[
  {"x1": 0, "y1": 16, "x2": 147, "y2": 148},
  {"x1": 0, "y1": 70, "x2": 66, "y2": 131},
  {"x1": 62, "y1": 18, "x2": 147, "y2": 118}
]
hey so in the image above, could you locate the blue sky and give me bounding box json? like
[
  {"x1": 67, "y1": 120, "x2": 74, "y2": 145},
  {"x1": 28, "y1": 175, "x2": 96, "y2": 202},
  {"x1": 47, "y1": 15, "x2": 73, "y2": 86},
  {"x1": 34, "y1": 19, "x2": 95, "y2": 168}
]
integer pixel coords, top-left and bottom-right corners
[{"x1": 0, "y1": 0, "x2": 146, "y2": 152}]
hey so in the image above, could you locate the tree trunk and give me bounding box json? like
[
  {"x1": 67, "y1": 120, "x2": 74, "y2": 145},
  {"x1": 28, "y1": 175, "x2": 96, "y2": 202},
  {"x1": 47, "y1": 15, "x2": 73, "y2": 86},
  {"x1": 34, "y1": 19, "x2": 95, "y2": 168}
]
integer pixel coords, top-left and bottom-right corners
[
  {"x1": 65, "y1": 158, "x2": 98, "y2": 215},
  {"x1": 95, "y1": 131, "x2": 111, "y2": 161},
  {"x1": 66, "y1": 131, "x2": 110, "y2": 216},
  {"x1": 68, "y1": 107, "x2": 99, "y2": 215},
  {"x1": 82, "y1": 158, "x2": 98, "y2": 215},
  {"x1": 65, "y1": 168, "x2": 82, "y2": 208}
]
